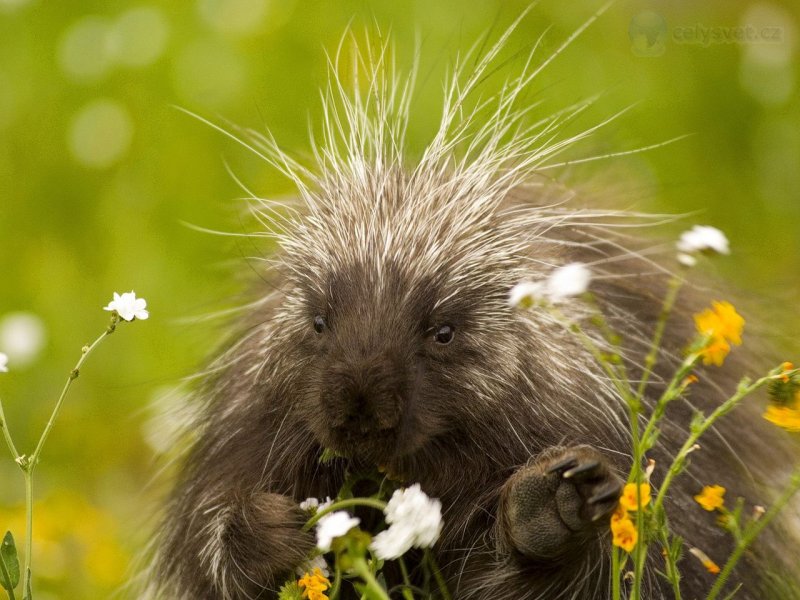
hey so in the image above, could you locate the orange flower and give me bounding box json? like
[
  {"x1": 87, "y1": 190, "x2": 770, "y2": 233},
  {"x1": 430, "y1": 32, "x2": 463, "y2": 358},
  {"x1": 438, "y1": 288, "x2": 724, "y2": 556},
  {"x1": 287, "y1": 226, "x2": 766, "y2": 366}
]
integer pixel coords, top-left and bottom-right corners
[
  {"x1": 619, "y1": 483, "x2": 651, "y2": 512},
  {"x1": 763, "y1": 405, "x2": 800, "y2": 432},
  {"x1": 689, "y1": 547, "x2": 721, "y2": 575},
  {"x1": 694, "y1": 485, "x2": 726, "y2": 512},
  {"x1": 298, "y1": 568, "x2": 330, "y2": 600},
  {"x1": 610, "y1": 502, "x2": 627, "y2": 524},
  {"x1": 611, "y1": 516, "x2": 638, "y2": 553},
  {"x1": 693, "y1": 301, "x2": 744, "y2": 366}
]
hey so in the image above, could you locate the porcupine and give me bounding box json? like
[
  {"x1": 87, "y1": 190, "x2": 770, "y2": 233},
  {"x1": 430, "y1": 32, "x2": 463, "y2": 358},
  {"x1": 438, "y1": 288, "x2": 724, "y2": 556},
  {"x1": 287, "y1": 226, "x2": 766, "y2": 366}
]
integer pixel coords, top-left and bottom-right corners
[{"x1": 146, "y1": 14, "x2": 800, "y2": 600}]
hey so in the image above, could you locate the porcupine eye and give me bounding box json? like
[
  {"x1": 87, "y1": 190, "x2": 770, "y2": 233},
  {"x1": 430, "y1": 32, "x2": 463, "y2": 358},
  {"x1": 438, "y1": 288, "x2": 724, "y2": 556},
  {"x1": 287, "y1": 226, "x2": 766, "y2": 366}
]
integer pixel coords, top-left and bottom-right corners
[
  {"x1": 433, "y1": 324, "x2": 455, "y2": 345},
  {"x1": 313, "y1": 315, "x2": 327, "y2": 334}
]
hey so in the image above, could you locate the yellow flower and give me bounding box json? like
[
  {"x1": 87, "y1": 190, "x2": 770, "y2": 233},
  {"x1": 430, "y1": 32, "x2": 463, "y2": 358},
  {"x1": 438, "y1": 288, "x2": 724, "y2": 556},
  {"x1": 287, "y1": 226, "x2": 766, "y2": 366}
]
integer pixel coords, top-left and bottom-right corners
[
  {"x1": 619, "y1": 483, "x2": 651, "y2": 512},
  {"x1": 298, "y1": 568, "x2": 330, "y2": 600},
  {"x1": 689, "y1": 547, "x2": 721, "y2": 575},
  {"x1": 693, "y1": 301, "x2": 744, "y2": 366},
  {"x1": 779, "y1": 362, "x2": 795, "y2": 383},
  {"x1": 694, "y1": 485, "x2": 726, "y2": 511},
  {"x1": 611, "y1": 516, "x2": 638, "y2": 553},
  {"x1": 763, "y1": 405, "x2": 800, "y2": 432}
]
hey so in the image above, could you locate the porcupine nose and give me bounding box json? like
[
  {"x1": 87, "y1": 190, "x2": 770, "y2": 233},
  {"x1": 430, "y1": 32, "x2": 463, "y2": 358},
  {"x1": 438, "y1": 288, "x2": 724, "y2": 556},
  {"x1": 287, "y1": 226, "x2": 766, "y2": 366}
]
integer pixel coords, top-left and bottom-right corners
[{"x1": 327, "y1": 357, "x2": 403, "y2": 434}]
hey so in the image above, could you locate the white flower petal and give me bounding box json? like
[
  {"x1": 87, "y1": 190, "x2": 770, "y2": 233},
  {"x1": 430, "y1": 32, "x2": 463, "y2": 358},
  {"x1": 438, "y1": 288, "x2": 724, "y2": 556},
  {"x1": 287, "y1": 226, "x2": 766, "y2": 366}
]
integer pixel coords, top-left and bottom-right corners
[
  {"x1": 676, "y1": 225, "x2": 729, "y2": 255},
  {"x1": 370, "y1": 484, "x2": 442, "y2": 559},
  {"x1": 0, "y1": 352, "x2": 8, "y2": 373},
  {"x1": 508, "y1": 281, "x2": 545, "y2": 307},
  {"x1": 104, "y1": 290, "x2": 149, "y2": 321},
  {"x1": 371, "y1": 526, "x2": 416, "y2": 560},
  {"x1": 546, "y1": 263, "x2": 592, "y2": 300},
  {"x1": 315, "y1": 511, "x2": 360, "y2": 552}
]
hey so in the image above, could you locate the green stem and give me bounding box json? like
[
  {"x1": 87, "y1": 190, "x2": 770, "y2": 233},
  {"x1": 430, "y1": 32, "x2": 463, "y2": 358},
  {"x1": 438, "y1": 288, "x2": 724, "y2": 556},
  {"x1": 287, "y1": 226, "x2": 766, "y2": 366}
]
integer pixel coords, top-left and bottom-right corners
[
  {"x1": 303, "y1": 498, "x2": 387, "y2": 532},
  {"x1": 425, "y1": 549, "x2": 452, "y2": 600},
  {"x1": 654, "y1": 375, "x2": 771, "y2": 515},
  {"x1": 639, "y1": 354, "x2": 700, "y2": 454},
  {"x1": 660, "y1": 530, "x2": 682, "y2": 600},
  {"x1": 397, "y1": 557, "x2": 415, "y2": 600},
  {"x1": 352, "y1": 558, "x2": 390, "y2": 600},
  {"x1": 705, "y1": 469, "x2": 800, "y2": 600},
  {"x1": 23, "y1": 471, "x2": 32, "y2": 600},
  {"x1": 0, "y1": 397, "x2": 21, "y2": 461},
  {"x1": 611, "y1": 546, "x2": 621, "y2": 600},
  {"x1": 330, "y1": 564, "x2": 342, "y2": 600},
  {"x1": 29, "y1": 322, "x2": 115, "y2": 471},
  {"x1": 629, "y1": 418, "x2": 644, "y2": 600},
  {"x1": 635, "y1": 277, "x2": 683, "y2": 400},
  {"x1": 551, "y1": 310, "x2": 635, "y2": 405}
]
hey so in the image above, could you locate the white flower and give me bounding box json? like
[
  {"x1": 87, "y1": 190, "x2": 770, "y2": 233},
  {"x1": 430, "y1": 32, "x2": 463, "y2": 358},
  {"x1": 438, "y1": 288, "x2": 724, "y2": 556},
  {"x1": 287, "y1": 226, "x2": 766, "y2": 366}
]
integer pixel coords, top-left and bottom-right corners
[
  {"x1": 295, "y1": 554, "x2": 330, "y2": 577},
  {"x1": 509, "y1": 263, "x2": 592, "y2": 308},
  {"x1": 300, "y1": 497, "x2": 333, "y2": 513},
  {"x1": 508, "y1": 281, "x2": 545, "y2": 307},
  {"x1": 545, "y1": 262, "x2": 592, "y2": 300},
  {"x1": 104, "y1": 291, "x2": 149, "y2": 321},
  {"x1": 0, "y1": 352, "x2": 8, "y2": 373},
  {"x1": 676, "y1": 226, "x2": 730, "y2": 257},
  {"x1": 315, "y1": 511, "x2": 360, "y2": 552},
  {"x1": 370, "y1": 484, "x2": 443, "y2": 560},
  {"x1": 677, "y1": 253, "x2": 697, "y2": 267}
]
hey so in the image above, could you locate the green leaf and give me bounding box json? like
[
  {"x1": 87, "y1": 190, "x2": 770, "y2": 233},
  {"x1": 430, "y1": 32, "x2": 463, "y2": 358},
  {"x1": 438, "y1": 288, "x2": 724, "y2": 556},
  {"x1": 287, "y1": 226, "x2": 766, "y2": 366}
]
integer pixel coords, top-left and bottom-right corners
[
  {"x1": 0, "y1": 532, "x2": 20, "y2": 591},
  {"x1": 277, "y1": 581, "x2": 303, "y2": 600}
]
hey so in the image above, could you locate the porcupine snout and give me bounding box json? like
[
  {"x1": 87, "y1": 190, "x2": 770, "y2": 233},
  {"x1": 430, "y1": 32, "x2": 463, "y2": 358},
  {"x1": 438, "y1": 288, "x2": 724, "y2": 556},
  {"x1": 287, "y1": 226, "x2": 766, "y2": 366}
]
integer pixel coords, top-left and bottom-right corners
[{"x1": 323, "y1": 353, "x2": 406, "y2": 436}]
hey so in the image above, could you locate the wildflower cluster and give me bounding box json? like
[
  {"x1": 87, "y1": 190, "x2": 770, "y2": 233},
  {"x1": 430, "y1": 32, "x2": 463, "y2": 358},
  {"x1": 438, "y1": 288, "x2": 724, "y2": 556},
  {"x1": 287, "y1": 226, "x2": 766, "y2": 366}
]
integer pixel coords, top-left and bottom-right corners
[
  {"x1": 611, "y1": 483, "x2": 651, "y2": 553},
  {"x1": 297, "y1": 568, "x2": 331, "y2": 600},
  {"x1": 511, "y1": 224, "x2": 800, "y2": 600},
  {"x1": 286, "y1": 478, "x2": 446, "y2": 600}
]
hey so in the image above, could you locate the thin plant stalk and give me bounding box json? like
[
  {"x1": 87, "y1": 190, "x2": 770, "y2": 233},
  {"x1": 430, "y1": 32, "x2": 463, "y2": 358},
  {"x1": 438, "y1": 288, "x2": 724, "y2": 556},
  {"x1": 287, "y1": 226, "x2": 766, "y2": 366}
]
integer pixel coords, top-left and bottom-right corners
[
  {"x1": 425, "y1": 549, "x2": 452, "y2": 600},
  {"x1": 15, "y1": 316, "x2": 116, "y2": 595},
  {"x1": 0, "y1": 397, "x2": 20, "y2": 461},
  {"x1": 397, "y1": 557, "x2": 415, "y2": 600},
  {"x1": 654, "y1": 374, "x2": 774, "y2": 514},
  {"x1": 351, "y1": 558, "x2": 390, "y2": 600},
  {"x1": 635, "y1": 277, "x2": 684, "y2": 400},
  {"x1": 611, "y1": 546, "x2": 621, "y2": 600},
  {"x1": 705, "y1": 468, "x2": 800, "y2": 600}
]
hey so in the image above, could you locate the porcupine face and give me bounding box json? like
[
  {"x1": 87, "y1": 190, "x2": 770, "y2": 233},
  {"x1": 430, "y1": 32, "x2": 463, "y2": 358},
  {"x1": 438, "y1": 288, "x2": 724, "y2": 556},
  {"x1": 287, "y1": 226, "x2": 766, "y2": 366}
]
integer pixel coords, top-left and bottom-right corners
[{"x1": 287, "y1": 186, "x2": 528, "y2": 465}]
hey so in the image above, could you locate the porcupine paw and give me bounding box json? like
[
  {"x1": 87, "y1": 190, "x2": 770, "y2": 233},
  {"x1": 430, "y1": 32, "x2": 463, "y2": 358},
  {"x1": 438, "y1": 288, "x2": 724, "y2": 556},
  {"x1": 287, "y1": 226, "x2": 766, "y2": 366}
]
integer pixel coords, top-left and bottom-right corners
[
  {"x1": 217, "y1": 493, "x2": 315, "y2": 594},
  {"x1": 500, "y1": 445, "x2": 622, "y2": 562}
]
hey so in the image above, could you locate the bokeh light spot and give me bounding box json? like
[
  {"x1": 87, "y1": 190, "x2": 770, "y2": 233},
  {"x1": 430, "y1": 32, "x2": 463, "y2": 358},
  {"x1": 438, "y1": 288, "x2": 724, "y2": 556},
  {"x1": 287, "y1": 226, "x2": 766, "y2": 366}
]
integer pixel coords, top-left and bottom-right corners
[
  {"x1": 109, "y1": 6, "x2": 170, "y2": 67},
  {"x1": 172, "y1": 40, "x2": 247, "y2": 109},
  {"x1": 0, "y1": 0, "x2": 33, "y2": 12},
  {"x1": 197, "y1": 0, "x2": 268, "y2": 36},
  {"x1": 0, "y1": 312, "x2": 47, "y2": 368},
  {"x1": 57, "y1": 16, "x2": 114, "y2": 82},
  {"x1": 68, "y1": 99, "x2": 134, "y2": 169},
  {"x1": 739, "y1": 2, "x2": 798, "y2": 105}
]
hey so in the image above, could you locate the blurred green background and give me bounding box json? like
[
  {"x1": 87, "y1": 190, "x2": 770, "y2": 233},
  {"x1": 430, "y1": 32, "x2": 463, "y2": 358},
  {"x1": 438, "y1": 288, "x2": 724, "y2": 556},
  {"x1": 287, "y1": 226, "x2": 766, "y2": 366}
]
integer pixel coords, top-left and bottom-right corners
[{"x1": 0, "y1": 0, "x2": 798, "y2": 596}]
